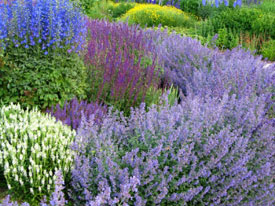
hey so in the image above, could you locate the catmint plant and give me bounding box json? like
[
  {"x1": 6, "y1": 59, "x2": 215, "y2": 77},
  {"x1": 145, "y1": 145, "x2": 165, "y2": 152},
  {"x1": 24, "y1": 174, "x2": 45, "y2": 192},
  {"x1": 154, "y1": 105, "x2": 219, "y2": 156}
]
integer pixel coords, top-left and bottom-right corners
[
  {"x1": 70, "y1": 93, "x2": 274, "y2": 205},
  {"x1": 46, "y1": 98, "x2": 107, "y2": 130},
  {"x1": 0, "y1": 103, "x2": 75, "y2": 204},
  {"x1": 150, "y1": 28, "x2": 274, "y2": 108}
]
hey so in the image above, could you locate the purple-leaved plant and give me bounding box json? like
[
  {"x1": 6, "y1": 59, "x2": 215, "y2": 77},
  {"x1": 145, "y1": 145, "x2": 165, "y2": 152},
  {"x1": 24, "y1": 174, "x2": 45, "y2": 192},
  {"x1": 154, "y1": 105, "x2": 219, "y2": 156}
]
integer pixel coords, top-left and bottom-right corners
[
  {"x1": 70, "y1": 92, "x2": 274, "y2": 205},
  {"x1": 46, "y1": 98, "x2": 107, "y2": 130}
]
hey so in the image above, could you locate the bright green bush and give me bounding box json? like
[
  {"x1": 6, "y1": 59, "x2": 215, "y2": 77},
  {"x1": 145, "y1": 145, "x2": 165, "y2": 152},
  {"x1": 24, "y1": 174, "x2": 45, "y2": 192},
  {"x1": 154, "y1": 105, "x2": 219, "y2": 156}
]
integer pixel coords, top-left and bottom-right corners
[
  {"x1": 121, "y1": 4, "x2": 194, "y2": 28},
  {"x1": 251, "y1": 12, "x2": 275, "y2": 39},
  {"x1": 207, "y1": 7, "x2": 274, "y2": 38},
  {"x1": 179, "y1": 0, "x2": 229, "y2": 19},
  {"x1": 108, "y1": 2, "x2": 135, "y2": 18},
  {"x1": 0, "y1": 45, "x2": 88, "y2": 110},
  {"x1": 215, "y1": 27, "x2": 239, "y2": 49},
  {"x1": 0, "y1": 103, "x2": 75, "y2": 204},
  {"x1": 85, "y1": 0, "x2": 114, "y2": 20},
  {"x1": 69, "y1": 0, "x2": 97, "y2": 13},
  {"x1": 261, "y1": 39, "x2": 275, "y2": 61}
]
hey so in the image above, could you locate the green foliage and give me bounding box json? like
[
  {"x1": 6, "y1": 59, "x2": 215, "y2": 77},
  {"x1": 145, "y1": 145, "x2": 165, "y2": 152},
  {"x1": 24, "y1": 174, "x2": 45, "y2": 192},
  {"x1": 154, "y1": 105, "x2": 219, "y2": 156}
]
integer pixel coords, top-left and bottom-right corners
[
  {"x1": 144, "y1": 85, "x2": 179, "y2": 109},
  {"x1": 251, "y1": 12, "x2": 275, "y2": 39},
  {"x1": 0, "y1": 45, "x2": 88, "y2": 110},
  {"x1": 69, "y1": 0, "x2": 97, "y2": 13},
  {"x1": 0, "y1": 103, "x2": 75, "y2": 205},
  {"x1": 84, "y1": 0, "x2": 113, "y2": 20},
  {"x1": 108, "y1": 2, "x2": 135, "y2": 19},
  {"x1": 261, "y1": 39, "x2": 275, "y2": 61},
  {"x1": 179, "y1": 0, "x2": 229, "y2": 19},
  {"x1": 180, "y1": 0, "x2": 200, "y2": 15},
  {"x1": 215, "y1": 28, "x2": 239, "y2": 49},
  {"x1": 250, "y1": 0, "x2": 275, "y2": 14},
  {"x1": 198, "y1": 6, "x2": 275, "y2": 55},
  {"x1": 207, "y1": 7, "x2": 274, "y2": 38},
  {"x1": 121, "y1": 4, "x2": 194, "y2": 28}
]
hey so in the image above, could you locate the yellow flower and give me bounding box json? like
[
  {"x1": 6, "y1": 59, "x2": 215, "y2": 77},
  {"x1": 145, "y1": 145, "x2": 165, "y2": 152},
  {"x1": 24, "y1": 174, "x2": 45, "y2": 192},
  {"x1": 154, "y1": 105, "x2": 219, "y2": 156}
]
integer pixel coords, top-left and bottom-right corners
[{"x1": 121, "y1": 3, "x2": 193, "y2": 28}]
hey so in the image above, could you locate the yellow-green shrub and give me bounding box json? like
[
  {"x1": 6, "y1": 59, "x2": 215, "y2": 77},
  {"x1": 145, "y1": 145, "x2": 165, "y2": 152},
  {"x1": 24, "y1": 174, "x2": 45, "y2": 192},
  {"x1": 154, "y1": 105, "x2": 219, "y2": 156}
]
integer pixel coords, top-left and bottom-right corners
[{"x1": 121, "y1": 4, "x2": 194, "y2": 28}]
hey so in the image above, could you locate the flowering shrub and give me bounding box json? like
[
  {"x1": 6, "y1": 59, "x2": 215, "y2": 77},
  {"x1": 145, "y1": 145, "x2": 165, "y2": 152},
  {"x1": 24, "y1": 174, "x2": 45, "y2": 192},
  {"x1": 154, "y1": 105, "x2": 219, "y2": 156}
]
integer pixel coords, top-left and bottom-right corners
[
  {"x1": 85, "y1": 20, "x2": 163, "y2": 115},
  {"x1": 121, "y1": 4, "x2": 193, "y2": 27},
  {"x1": 0, "y1": 0, "x2": 88, "y2": 109},
  {"x1": 150, "y1": 29, "x2": 274, "y2": 104},
  {"x1": 46, "y1": 98, "x2": 107, "y2": 130},
  {"x1": 187, "y1": 47, "x2": 275, "y2": 101},
  {"x1": 150, "y1": 29, "x2": 214, "y2": 96},
  {"x1": 0, "y1": 103, "x2": 75, "y2": 204},
  {"x1": 70, "y1": 93, "x2": 275, "y2": 205}
]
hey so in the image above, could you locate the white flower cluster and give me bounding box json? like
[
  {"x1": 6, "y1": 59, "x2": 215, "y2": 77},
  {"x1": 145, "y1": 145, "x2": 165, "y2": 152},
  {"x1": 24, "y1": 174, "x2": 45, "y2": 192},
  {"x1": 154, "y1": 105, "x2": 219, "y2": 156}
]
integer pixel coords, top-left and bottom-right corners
[{"x1": 0, "y1": 103, "x2": 76, "y2": 197}]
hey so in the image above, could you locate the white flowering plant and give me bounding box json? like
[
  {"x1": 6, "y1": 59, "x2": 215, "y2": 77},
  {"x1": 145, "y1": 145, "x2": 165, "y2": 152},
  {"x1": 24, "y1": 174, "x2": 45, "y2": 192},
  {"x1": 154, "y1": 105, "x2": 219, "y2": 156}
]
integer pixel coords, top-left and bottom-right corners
[{"x1": 0, "y1": 103, "x2": 75, "y2": 203}]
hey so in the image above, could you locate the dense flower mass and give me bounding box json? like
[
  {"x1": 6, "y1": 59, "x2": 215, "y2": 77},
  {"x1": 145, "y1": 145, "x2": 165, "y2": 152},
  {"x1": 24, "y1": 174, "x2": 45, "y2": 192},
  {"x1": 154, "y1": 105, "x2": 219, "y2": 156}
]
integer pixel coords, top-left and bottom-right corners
[
  {"x1": 85, "y1": 20, "x2": 162, "y2": 114},
  {"x1": 71, "y1": 93, "x2": 274, "y2": 205},
  {"x1": 151, "y1": 28, "x2": 274, "y2": 102},
  {"x1": 121, "y1": 3, "x2": 192, "y2": 27},
  {"x1": 0, "y1": 0, "x2": 274, "y2": 204},
  {"x1": 0, "y1": 0, "x2": 87, "y2": 54},
  {"x1": 46, "y1": 98, "x2": 107, "y2": 130},
  {"x1": 0, "y1": 103, "x2": 75, "y2": 201}
]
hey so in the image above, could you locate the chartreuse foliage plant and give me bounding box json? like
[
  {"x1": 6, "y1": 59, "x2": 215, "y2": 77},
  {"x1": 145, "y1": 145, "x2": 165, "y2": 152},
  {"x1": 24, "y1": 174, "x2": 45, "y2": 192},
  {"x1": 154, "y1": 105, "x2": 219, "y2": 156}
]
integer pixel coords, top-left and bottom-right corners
[
  {"x1": 121, "y1": 3, "x2": 194, "y2": 27},
  {"x1": 0, "y1": 0, "x2": 88, "y2": 109},
  {"x1": 0, "y1": 103, "x2": 75, "y2": 204}
]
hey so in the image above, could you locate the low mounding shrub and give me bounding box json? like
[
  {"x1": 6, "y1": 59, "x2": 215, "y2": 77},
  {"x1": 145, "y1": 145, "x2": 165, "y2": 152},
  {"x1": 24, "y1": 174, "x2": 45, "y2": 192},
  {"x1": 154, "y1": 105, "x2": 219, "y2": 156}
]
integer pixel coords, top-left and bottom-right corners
[
  {"x1": 206, "y1": 7, "x2": 274, "y2": 39},
  {"x1": 108, "y1": 2, "x2": 135, "y2": 19},
  {"x1": 70, "y1": 93, "x2": 275, "y2": 205},
  {"x1": 121, "y1": 4, "x2": 193, "y2": 28},
  {"x1": 0, "y1": 49, "x2": 88, "y2": 110},
  {"x1": 0, "y1": 103, "x2": 75, "y2": 204},
  {"x1": 0, "y1": 0, "x2": 88, "y2": 109},
  {"x1": 187, "y1": 47, "x2": 275, "y2": 101},
  {"x1": 150, "y1": 29, "x2": 274, "y2": 102},
  {"x1": 46, "y1": 98, "x2": 107, "y2": 130},
  {"x1": 147, "y1": 28, "x2": 215, "y2": 96},
  {"x1": 85, "y1": 20, "x2": 164, "y2": 115}
]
